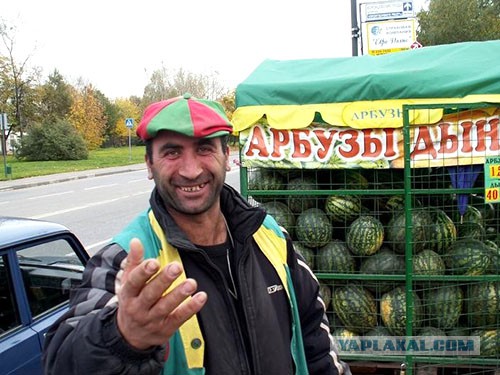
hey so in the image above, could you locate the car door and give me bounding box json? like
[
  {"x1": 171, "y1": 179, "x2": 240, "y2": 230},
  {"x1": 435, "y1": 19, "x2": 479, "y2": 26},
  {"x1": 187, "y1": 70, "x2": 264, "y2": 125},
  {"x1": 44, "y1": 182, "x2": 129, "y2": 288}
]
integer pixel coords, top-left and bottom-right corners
[
  {"x1": 0, "y1": 250, "x2": 42, "y2": 375},
  {"x1": 0, "y1": 233, "x2": 88, "y2": 375}
]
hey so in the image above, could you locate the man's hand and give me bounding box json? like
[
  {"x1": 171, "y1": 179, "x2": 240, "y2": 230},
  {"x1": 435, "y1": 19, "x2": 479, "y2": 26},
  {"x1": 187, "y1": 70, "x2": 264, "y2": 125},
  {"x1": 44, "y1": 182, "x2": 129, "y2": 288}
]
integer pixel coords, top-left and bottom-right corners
[{"x1": 117, "y1": 238, "x2": 207, "y2": 350}]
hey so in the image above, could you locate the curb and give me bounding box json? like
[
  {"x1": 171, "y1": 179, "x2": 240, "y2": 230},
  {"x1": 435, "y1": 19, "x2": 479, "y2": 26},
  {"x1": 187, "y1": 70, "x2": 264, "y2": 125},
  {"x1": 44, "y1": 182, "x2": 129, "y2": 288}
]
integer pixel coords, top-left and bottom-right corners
[{"x1": 0, "y1": 165, "x2": 146, "y2": 192}]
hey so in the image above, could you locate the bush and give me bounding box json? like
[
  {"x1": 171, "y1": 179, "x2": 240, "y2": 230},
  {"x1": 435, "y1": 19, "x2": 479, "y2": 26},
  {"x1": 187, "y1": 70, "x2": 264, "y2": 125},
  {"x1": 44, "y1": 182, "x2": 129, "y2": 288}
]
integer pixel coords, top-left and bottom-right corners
[{"x1": 16, "y1": 120, "x2": 88, "y2": 161}]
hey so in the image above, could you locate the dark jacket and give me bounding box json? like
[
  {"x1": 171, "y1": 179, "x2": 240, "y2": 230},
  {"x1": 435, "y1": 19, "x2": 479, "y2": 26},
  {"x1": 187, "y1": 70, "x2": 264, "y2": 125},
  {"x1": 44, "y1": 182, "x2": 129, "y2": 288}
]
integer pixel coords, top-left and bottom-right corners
[{"x1": 43, "y1": 184, "x2": 349, "y2": 375}]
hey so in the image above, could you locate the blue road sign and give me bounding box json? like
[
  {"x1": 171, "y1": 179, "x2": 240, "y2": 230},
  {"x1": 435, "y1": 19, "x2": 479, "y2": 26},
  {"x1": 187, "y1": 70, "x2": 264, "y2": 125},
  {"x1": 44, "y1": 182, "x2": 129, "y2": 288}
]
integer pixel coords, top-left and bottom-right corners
[
  {"x1": 125, "y1": 118, "x2": 134, "y2": 128},
  {"x1": 403, "y1": 2, "x2": 412, "y2": 11}
]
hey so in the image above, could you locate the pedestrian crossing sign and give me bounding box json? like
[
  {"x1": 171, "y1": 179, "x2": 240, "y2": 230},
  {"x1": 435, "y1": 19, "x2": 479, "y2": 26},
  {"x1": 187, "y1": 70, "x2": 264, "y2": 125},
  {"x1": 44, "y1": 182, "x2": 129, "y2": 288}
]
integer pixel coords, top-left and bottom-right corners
[{"x1": 125, "y1": 118, "x2": 134, "y2": 128}]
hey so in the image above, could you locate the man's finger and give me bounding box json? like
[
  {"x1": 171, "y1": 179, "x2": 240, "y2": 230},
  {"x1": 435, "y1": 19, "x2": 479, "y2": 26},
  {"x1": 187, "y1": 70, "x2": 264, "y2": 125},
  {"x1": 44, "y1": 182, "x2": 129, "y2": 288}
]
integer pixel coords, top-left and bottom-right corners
[
  {"x1": 162, "y1": 291, "x2": 208, "y2": 336},
  {"x1": 125, "y1": 238, "x2": 145, "y2": 270},
  {"x1": 135, "y1": 261, "x2": 184, "y2": 307}
]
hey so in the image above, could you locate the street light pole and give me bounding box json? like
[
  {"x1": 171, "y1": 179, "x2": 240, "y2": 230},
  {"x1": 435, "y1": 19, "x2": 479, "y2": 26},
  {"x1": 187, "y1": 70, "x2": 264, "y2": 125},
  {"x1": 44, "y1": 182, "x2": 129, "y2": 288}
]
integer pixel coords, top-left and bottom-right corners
[
  {"x1": 1, "y1": 114, "x2": 7, "y2": 178},
  {"x1": 351, "y1": 0, "x2": 360, "y2": 56}
]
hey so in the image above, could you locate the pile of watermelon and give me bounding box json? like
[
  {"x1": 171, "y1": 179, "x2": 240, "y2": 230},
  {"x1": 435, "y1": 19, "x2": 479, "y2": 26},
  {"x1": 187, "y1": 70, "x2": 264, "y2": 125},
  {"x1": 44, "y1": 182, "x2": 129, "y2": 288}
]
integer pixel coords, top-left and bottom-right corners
[{"x1": 249, "y1": 166, "x2": 500, "y2": 356}]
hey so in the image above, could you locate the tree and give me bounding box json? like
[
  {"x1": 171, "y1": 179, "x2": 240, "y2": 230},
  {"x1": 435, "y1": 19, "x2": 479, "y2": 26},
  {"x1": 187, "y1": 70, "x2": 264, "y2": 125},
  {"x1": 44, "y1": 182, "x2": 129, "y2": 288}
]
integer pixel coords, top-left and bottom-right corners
[
  {"x1": 0, "y1": 20, "x2": 41, "y2": 138},
  {"x1": 37, "y1": 70, "x2": 73, "y2": 123},
  {"x1": 142, "y1": 66, "x2": 229, "y2": 104},
  {"x1": 93, "y1": 89, "x2": 123, "y2": 147},
  {"x1": 108, "y1": 98, "x2": 141, "y2": 147},
  {"x1": 67, "y1": 84, "x2": 106, "y2": 150},
  {"x1": 417, "y1": 0, "x2": 500, "y2": 46},
  {"x1": 16, "y1": 119, "x2": 88, "y2": 161}
]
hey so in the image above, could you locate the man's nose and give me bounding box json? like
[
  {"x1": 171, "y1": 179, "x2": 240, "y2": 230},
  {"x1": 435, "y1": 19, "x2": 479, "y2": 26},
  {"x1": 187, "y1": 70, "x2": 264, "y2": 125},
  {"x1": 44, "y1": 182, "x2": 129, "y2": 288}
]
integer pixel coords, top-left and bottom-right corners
[{"x1": 178, "y1": 152, "x2": 203, "y2": 179}]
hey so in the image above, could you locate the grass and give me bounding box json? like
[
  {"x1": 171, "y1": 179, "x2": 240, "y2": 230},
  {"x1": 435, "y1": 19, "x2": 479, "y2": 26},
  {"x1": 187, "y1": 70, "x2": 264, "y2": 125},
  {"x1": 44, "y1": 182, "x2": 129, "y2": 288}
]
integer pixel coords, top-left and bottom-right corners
[
  {"x1": 0, "y1": 146, "x2": 146, "y2": 181},
  {"x1": 0, "y1": 144, "x2": 240, "y2": 181}
]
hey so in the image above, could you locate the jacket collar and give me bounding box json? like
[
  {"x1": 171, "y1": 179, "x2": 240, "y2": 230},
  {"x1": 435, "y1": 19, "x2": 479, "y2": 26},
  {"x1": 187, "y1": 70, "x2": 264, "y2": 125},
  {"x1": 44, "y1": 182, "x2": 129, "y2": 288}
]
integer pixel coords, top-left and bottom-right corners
[{"x1": 149, "y1": 184, "x2": 266, "y2": 250}]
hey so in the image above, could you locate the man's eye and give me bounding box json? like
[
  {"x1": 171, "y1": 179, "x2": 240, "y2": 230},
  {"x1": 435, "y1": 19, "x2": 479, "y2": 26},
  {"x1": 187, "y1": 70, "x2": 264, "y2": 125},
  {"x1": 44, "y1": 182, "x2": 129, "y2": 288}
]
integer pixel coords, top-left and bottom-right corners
[
  {"x1": 163, "y1": 149, "x2": 180, "y2": 158},
  {"x1": 198, "y1": 145, "x2": 214, "y2": 154}
]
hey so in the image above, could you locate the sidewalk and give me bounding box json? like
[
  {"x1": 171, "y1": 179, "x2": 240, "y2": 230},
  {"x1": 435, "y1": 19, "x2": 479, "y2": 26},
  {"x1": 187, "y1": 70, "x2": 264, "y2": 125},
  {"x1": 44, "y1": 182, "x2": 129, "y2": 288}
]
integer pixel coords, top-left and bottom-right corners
[
  {"x1": 0, "y1": 151, "x2": 240, "y2": 192},
  {"x1": 0, "y1": 164, "x2": 147, "y2": 192}
]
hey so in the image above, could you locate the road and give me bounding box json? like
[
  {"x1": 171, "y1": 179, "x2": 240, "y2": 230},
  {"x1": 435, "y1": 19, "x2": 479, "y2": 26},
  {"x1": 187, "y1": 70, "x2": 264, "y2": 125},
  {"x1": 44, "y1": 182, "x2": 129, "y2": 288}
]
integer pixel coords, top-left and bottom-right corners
[{"x1": 0, "y1": 166, "x2": 241, "y2": 256}]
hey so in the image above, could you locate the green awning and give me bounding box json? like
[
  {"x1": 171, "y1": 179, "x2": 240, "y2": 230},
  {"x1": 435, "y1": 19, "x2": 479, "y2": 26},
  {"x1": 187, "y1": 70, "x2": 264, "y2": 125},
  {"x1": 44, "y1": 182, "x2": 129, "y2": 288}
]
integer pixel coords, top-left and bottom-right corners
[{"x1": 233, "y1": 40, "x2": 500, "y2": 131}]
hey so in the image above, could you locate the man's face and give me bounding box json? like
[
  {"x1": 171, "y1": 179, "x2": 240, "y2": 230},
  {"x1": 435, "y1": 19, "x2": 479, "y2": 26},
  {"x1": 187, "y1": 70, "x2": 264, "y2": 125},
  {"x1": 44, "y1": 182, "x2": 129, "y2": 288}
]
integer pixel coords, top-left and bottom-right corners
[{"x1": 146, "y1": 130, "x2": 230, "y2": 216}]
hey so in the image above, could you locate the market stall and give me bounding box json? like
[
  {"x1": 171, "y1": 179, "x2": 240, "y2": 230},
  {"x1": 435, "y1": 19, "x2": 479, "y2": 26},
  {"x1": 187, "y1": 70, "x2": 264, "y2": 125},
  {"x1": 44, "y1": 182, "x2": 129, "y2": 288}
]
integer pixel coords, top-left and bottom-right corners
[{"x1": 233, "y1": 40, "x2": 500, "y2": 375}]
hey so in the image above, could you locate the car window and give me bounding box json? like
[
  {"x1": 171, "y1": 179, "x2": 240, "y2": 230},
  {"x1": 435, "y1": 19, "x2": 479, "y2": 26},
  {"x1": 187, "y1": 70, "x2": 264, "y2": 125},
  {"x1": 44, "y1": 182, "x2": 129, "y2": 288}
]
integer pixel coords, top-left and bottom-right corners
[
  {"x1": 0, "y1": 255, "x2": 22, "y2": 335},
  {"x1": 17, "y1": 239, "x2": 85, "y2": 318}
]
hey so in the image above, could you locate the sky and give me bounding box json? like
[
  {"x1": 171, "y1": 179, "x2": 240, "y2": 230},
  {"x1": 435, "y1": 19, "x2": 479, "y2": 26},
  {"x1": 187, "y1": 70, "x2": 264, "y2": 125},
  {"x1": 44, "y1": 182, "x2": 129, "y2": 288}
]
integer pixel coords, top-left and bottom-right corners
[
  {"x1": 2, "y1": 0, "x2": 427, "y2": 100},
  {"x1": 1, "y1": 0, "x2": 357, "y2": 99}
]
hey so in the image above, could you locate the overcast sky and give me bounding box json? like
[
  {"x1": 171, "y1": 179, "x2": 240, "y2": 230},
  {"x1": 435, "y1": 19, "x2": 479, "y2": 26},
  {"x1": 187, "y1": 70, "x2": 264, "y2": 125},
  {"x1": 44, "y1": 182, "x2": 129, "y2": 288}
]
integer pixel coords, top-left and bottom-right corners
[
  {"x1": 1, "y1": 0, "x2": 358, "y2": 99},
  {"x1": 3, "y1": 0, "x2": 427, "y2": 100}
]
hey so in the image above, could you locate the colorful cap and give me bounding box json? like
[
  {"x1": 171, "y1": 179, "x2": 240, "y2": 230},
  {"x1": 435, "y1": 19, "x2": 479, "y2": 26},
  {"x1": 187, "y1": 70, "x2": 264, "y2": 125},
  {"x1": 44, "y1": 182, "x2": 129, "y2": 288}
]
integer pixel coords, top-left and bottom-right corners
[{"x1": 136, "y1": 93, "x2": 233, "y2": 140}]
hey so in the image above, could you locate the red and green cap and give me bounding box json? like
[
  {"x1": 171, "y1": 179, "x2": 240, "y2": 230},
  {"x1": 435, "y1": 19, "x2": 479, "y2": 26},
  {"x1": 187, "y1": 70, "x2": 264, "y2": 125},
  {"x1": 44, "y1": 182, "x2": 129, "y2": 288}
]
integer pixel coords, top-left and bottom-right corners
[{"x1": 136, "y1": 93, "x2": 233, "y2": 140}]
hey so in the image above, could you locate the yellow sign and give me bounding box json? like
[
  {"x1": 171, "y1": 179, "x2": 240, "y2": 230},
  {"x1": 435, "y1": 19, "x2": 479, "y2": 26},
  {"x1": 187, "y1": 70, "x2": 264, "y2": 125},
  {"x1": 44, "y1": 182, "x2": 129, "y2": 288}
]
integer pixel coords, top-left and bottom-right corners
[{"x1": 485, "y1": 157, "x2": 500, "y2": 203}]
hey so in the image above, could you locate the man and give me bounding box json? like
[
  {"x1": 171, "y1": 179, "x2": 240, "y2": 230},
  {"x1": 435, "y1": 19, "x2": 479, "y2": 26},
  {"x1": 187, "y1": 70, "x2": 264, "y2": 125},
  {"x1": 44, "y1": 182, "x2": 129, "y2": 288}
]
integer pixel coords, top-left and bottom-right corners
[{"x1": 43, "y1": 93, "x2": 350, "y2": 374}]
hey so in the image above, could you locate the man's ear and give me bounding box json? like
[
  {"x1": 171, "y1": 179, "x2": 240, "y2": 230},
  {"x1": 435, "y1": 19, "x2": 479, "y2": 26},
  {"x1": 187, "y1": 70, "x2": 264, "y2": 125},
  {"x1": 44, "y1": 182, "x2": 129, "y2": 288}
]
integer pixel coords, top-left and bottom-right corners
[
  {"x1": 225, "y1": 145, "x2": 231, "y2": 171},
  {"x1": 145, "y1": 155, "x2": 153, "y2": 180}
]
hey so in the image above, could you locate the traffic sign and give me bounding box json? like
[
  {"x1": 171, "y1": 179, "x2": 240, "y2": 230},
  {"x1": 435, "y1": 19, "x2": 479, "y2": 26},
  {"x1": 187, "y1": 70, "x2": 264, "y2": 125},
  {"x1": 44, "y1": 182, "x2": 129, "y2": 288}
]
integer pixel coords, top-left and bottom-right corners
[
  {"x1": 410, "y1": 41, "x2": 423, "y2": 49},
  {"x1": 361, "y1": 0, "x2": 415, "y2": 22},
  {"x1": 125, "y1": 118, "x2": 134, "y2": 128}
]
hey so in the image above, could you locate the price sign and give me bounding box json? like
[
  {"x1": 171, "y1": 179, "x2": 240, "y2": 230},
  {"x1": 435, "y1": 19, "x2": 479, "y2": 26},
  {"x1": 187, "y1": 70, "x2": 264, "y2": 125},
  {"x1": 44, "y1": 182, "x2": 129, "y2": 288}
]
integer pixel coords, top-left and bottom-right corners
[{"x1": 484, "y1": 157, "x2": 500, "y2": 203}]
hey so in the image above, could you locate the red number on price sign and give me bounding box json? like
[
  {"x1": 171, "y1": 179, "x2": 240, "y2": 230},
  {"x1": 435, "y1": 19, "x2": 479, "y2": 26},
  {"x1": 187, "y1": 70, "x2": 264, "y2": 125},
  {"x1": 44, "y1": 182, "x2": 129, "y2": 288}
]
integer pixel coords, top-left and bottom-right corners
[
  {"x1": 489, "y1": 165, "x2": 500, "y2": 178},
  {"x1": 486, "y1": 188, "x2": 500, "y2": 202}
]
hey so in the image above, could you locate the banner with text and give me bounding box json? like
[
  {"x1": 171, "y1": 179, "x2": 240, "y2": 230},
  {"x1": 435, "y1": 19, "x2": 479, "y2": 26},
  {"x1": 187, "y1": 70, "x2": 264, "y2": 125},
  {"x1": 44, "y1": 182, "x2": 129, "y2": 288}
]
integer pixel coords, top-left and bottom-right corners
[{"x1": 239, "y1": 109, "x2": 500, "y2": 169}]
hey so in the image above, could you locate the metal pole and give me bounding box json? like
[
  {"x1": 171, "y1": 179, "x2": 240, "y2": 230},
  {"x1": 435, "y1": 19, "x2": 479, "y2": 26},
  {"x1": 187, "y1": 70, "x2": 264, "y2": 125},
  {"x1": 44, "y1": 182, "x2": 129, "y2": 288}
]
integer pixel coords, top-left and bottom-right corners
[
  {"x1": 128, "y1": 128, "x2": 132, "y2": 161},
  {"x1": 1, "y1": 114, "x2": 7, "y2": 178},
  {"x1": 351, "y1": 0, "x2": 359, "y2": 56}
]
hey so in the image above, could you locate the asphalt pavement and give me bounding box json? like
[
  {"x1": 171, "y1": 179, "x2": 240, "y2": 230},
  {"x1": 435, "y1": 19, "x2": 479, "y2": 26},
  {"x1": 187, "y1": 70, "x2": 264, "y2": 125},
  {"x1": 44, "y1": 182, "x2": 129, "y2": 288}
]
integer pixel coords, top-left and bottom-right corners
[{"x1": 0, "y1": 164, "x2": 147, "y2": 192}]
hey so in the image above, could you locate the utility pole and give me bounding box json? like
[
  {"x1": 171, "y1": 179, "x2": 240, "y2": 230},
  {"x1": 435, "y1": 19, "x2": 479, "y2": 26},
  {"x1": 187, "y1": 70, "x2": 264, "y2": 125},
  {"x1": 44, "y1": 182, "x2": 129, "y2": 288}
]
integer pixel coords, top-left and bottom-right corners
[{"x1": 351, "y1": 0, "x2": 360, "y2": 56}]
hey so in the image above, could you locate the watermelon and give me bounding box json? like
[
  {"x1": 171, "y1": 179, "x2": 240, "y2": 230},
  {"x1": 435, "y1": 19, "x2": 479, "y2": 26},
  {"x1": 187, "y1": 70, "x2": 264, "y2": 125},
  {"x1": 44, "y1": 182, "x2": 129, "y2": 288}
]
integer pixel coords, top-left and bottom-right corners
[
  {"x1": 387, "y1": 209, "x2": 432, "y2": 254},
  {"x1": 325, "y1": 195, "x2": 362, "y2": 223},
  {"x1": 412, "y1": 249, "x2": 446, "y2": 275},
  {"x1": 295, "y1": 208, "x2": 332, "y2": 248},
  {"x1": 383, "y1": 195, "x2": 405, "y2": 212},
  {"x1": 359, "y1": 248, "x2": 405, "y2": 293},
  {"x1": 418, "y1": 326, "x2": 446, "y2": 337},
  {"x1": 360, "y1": 247, "x2": 405, "y2": 275},
  {"x1": 424, "y1": 284, "x2": 463, "y2": 329},
  {"x1": 382, "y1": 195, "x2": 421, "y2": 213},
  {"x1": 346, "y1": 215, "x2": 384, "y2": 256},
  {"x1": 330, "y1": 170, "x2": 369, "y2": 190},
  {"x1": 286, "y1": 177, "x2": 317, "y2": 213},
  {"x1": 332, "y1": 327, "x2": 356, "y2": 339},
  {"x1": 248, "y1": 168, "x2": 285, "y2": 203},
  {"x1": 293, "y1": 242, "x2": 315, "y2": 269},
  {"x1": 365, "y1": 325, "x2": 391, "y2": 337},
  {"x1": 453, "y1": 205, "x2": 483, "y2": 226},
  {"x1": 470, "y1": 196, "x2": 496, "y2": 225},
  {"x1": 319, "y1": 283, "x2": 332, "y2": 311},
  {"x1": 380, "y1": 286, "x2": 423, "y2": 336},
  {"x1": 445, "y1": 238, "x2": 492, "y2": 275},
  {"x1": 470, "y1": 329, "x2": 500, "y2": 356},
  {"x1": 332, "y1": 284, "x2": 377, "y2": 334},
  {"x1": 485, "y1": 240, "x2": 500, "y2": 274},
  {"x1": 466, "y1": 281, "x2": 500, "y2": 328},
  {"x1": 446, "y1": 326, "x2": 470, "y2": 337},
  {"x1": 457, "y1": 221, "x2": 485, "y2": 241},
  {"x1": 261, "y1": 201, "x2": 296, "y2": 237},
  {"x1": 426, "y1": 208, "x2": 457, "y2": 254},
  {"x1": 316, "y1": 240, "x2": 355, "y2": 273},
  {"x1": 345, "y1": 170, "x2": 369, "y2": 190}
]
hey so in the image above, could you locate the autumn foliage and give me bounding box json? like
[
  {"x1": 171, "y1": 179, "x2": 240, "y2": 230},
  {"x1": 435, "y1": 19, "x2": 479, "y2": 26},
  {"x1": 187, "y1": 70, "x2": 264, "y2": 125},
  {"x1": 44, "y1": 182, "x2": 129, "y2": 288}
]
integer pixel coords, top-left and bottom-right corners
[{"x1": 67, "y1": 85, "x2": 107, "y2": 150}]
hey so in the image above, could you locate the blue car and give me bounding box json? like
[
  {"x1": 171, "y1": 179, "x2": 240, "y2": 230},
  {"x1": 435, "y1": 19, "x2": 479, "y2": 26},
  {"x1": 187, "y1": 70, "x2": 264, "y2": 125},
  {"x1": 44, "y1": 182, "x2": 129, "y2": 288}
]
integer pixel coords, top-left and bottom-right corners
[{"x1": 0, "y1": 216, "x2": 89, "y2": 375}]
